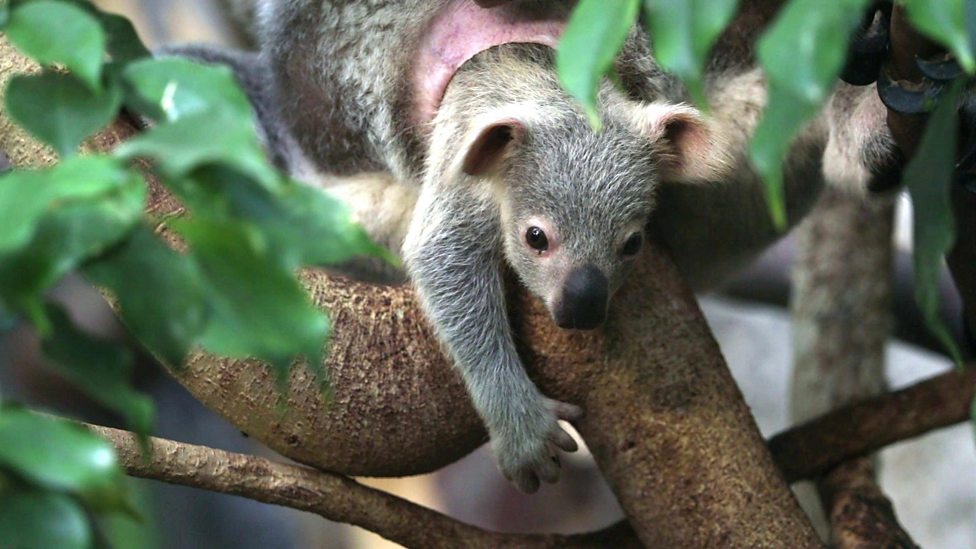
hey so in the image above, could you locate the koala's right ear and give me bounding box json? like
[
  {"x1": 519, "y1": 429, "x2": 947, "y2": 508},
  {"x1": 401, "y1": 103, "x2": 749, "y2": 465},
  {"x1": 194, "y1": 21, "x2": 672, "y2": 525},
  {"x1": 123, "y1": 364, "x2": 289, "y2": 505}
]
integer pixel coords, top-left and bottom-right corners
[{"x1": 460, "y1": 119, "x2": 525, "y2": 176}]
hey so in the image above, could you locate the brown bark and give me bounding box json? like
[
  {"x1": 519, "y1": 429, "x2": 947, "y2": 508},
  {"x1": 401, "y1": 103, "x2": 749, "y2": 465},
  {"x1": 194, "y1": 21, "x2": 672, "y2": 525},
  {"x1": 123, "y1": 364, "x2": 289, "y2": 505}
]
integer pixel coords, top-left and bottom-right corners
[
  {"x1": 0, "y1": 36, "x2": 820, "y2": 547},
  {"x1": 770, "y1": 365, "x2": 976, "y2": 483},
  {"x1": 819, "y1": 458, "x2": 918, "y2": 549}
]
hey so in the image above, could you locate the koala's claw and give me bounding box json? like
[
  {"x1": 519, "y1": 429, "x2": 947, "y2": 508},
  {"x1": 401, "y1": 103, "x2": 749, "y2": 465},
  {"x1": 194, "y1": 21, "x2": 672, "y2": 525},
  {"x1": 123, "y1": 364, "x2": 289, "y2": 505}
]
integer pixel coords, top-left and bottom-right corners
[{"x1": 495, "y1": 398, "x2": 583, "y2": 493}]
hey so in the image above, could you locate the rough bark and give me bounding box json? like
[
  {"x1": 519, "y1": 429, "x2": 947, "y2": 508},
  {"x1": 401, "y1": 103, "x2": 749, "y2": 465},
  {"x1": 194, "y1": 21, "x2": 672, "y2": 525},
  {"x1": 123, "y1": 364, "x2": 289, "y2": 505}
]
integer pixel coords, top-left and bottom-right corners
[{"x1": 0, "y1": 36, "x2": 821, "y2": 547}]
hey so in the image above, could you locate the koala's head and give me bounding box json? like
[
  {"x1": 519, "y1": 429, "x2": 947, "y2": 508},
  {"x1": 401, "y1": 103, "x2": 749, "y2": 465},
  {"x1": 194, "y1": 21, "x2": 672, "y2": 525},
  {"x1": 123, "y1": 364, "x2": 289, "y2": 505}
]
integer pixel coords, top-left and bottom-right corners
[{"x1": 456, "y1": 99, "x2": 723, "y2": 330}]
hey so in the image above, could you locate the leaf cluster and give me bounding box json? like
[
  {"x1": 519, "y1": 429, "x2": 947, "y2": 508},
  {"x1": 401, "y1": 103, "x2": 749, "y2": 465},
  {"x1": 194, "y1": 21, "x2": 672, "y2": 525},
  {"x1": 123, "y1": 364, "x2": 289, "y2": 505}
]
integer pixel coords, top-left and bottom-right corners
[{"x1": 0, "y1": 0, "x2": 388, "y2": 544}]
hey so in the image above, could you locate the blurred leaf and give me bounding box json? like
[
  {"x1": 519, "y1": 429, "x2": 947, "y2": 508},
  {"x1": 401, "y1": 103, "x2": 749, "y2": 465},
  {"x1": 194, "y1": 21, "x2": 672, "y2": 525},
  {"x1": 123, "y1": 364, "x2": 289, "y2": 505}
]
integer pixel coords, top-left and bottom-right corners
[
  {"x1": 904, "y1": 81, "x2": 964, "y2": 365},
  {"x1": 0, "y1": 156, "x2": 130, "y2": 256},
  {"x1": 85, "y1": 226, "x2": 209, "y2": 368},
  {"x1": 902, "y1": 0, "x2": 975, "y2": 74},
  {"x1": 642, "y1": 0, "x2": 738, "y2": 107},
  {"x1": 557, "y1": 0, "x2": 640, "y2": 129},
  {"x1": 0, "y1": 489, "x2": 92, "y2": 549},
  {"x1": 123, "y1": 57, "x2": 254, "y2": 122},
  {"x1": 41, "y1": 305, "x2": 155, "y2": 435},
  {"x1": 0, "y1": 4, "x2": 9, "y2": 29},
  {"x1": 0, "y1": 408, "x2": 127, "y2": 510},
  {"x1": 5, "y1": 71, "x2": 121, "y2": 158},
  {"x1": 115, "y1": 110, "x2": 279, "y2": 191},
  {"x1": 186, "y1": 167, "x2": 396, "y2": 268},
  {"x1": 0, "y1": 165, "x2": 144, "y2": 330},
  {"x1": 99, "y1": 12, "x2": 151, "y2": 64},
  {"x1": 179, "y1": 219, "x2": 328, "y2": 376},
  {"x1": 5, "y1": 0, "x2": 105, "y2": 90},
  {"x1": 750, "y1": 0, "x2": 869, "y2": 228}
]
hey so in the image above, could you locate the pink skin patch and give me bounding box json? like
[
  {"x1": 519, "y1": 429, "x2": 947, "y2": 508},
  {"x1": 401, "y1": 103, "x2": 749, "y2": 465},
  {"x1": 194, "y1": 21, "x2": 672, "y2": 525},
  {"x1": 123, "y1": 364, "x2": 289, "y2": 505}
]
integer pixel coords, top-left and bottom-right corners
[{"x1": 413, "y1": 0, "x2": 566, "y2": 125}]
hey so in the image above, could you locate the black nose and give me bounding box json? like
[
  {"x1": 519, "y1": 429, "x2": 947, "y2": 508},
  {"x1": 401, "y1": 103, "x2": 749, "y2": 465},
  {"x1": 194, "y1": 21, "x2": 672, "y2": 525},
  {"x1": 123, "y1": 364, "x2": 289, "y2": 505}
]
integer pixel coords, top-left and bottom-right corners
[{"x1": 554, "y1": 265, "x2": 609, "y2": 330}]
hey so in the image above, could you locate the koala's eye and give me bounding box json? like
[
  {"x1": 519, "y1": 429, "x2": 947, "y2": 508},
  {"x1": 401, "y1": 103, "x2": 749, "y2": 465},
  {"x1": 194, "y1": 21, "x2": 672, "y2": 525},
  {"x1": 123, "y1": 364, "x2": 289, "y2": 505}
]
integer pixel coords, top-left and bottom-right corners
[
  {"x1": 525, "y1": 226, "x2": 549, "y2": 252},
  {"x1": 621, "y1": 232, "x2": 643, "y2": 257}
]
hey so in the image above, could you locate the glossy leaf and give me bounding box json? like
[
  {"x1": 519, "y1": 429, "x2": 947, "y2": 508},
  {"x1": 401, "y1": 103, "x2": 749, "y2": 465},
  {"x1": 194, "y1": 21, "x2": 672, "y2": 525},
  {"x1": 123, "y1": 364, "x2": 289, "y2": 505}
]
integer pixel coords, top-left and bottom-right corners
[
  {"x1": 643, "y1": 0, "x2": 738, "y2": 107},
  {"x1": 115, "y1": 110, "x2": 279, "y2": 190},
  {"x1": 41, "y1": 305, "x2": 155, "y2": 435},
  {"x1": 0, "y1": 156, "x2": 130, "y2": 256},
  {"x1": 0, "y1": 408, "x2": 127, "y2": 509},
  {"x1": 179, "y1": 219, "x2": 328, "y2": 375},
  {"x1": 904, "y1": 81, "x2": 964, "y2": 364},
  {"x1": 5, "y1": 0, "x2": 106, "y2": 90},
  {"x1": 123, "y1": 57, "x2": 254, "y2": 122},
  {"x1": 750, "y1": 0, "x2": 868, "y2": 228},
  {"x1": 0, "y1": 489, "x2": 92, "y2": 549},
  {"x1": 557, "y1": 0, "x2": 640, "y2": 129},
  {"x1": 85, "y1": 226, "x2": 209, "y2": 368},
  {"x1": 902, "y1": 0, "x2": 975, "y2": 74},
  {"x1": 5, "y1": 71, "x2": 121, "y2": 158}
]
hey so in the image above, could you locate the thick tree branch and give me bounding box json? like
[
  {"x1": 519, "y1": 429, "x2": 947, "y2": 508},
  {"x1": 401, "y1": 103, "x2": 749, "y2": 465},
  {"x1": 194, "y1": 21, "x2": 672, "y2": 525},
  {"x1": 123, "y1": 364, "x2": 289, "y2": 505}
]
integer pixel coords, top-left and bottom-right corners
[{"x1": 770, "y1": 365, "x2": 976, "y2": 483}]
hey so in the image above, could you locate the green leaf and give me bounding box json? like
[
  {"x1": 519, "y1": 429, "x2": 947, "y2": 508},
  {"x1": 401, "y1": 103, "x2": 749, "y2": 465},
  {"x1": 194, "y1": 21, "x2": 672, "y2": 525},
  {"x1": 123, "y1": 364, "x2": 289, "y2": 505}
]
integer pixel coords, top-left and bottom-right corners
[
  {"x1": 904, "y1": 81, "x2": 964, "y2": 365},
  {"x1": 0, "y1": 163, "x2": 145, "y2": 330},
  {"x1": 99, "y1": 12, "x2": 151, "y2": 64},
  {"x1": 6, "y1": 0, "x2": 106, "y2": 90},
  {"x1": 179, "y1": 219, "x2": 328, "y2": 376},
  {"x1": 115, "y1": 110, "x2": 280, "y2": 190},
  {"x1": 6, "y1": 71, "x2": 121, "y2": 158},
  {"x1": 0, "y1": 408, "x2": 127, "y2": 510},
  {"x1": 557, "y1": 0, "x2": 640, "y2": 129},
  {"x1": 0, "y1": 4, "x2": 10, "y2": 29},
  {"x1": 750, "y1": 0, "x2": 869, "y2": 229},
  {"x1": 85, "y1": 226, "x2": 209, "y2": 368},
  {"x1": 902, "y1": 0, "x2": 975, "y2": 74},
  {"x1": 642, "y1": 0, "x2": 738, "y2": 107},
  {"x1": 186, "y1": 167, "x2": 396, "y2": 268},
  {"x1": 123, "y1": 57, "x2": 254, "y2": 122},
  {"x1": 0, "y1": 156, "x2": 131, "y2": 256},
  {"x1": 41, "y1": 305, "x2": 155, "y2": 435},
  {"x1": 0, "y1": 489, "x2": 92, "y2": 549}
]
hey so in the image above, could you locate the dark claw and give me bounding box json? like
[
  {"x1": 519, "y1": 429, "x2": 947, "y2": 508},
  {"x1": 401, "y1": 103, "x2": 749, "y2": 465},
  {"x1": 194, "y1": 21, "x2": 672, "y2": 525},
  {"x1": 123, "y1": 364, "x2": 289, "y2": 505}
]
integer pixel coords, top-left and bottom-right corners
[
  {"x1": 0, "y1": 150, "x2": 10, "y2": 174},
  {"x1": 877, "y1": 68, "x2": 946, "y2": 114},
  {"x1": 840, "y1": 2, "x2": 892, "y2": 86},
  {"x1": 917, "y1": 54, "x2": 964, "y2": 82}
]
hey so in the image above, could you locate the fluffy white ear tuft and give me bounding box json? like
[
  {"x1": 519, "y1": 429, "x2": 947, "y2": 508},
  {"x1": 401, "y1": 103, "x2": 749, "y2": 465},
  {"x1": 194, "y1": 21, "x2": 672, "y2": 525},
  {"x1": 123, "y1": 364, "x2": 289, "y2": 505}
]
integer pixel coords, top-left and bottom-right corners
[
  {"x1": 461, "y1": 118, "x2": 525, "y2": 177},
  {"x1": 627, "y1": 102, "x2": 731, "y2": 183}
]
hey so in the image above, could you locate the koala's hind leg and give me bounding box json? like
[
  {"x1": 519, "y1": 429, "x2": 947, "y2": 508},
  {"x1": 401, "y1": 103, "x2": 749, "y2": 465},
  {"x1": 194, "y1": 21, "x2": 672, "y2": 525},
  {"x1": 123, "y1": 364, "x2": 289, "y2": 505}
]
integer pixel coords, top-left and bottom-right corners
[{"x1": 313, "y1": 172, "x2": 418, "y2": 284}]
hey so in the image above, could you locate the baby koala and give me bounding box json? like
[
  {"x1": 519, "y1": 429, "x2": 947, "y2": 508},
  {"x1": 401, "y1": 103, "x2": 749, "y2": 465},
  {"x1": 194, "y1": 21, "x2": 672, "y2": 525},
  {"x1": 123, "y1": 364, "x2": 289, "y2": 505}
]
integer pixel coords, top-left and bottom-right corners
[{"x1": 404, "y1": 44, "x2": 723, "y2": 492}]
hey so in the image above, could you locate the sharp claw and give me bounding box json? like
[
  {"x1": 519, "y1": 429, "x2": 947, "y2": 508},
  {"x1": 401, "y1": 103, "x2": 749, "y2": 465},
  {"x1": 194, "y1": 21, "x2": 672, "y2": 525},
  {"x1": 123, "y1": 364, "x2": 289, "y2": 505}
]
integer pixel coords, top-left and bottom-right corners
[
  {"x1": 840, "y1": 4, "x2": 891, "y2": 86},
  {"x1": 877, "y1": 68, "x2": 946, "y2": 115}
]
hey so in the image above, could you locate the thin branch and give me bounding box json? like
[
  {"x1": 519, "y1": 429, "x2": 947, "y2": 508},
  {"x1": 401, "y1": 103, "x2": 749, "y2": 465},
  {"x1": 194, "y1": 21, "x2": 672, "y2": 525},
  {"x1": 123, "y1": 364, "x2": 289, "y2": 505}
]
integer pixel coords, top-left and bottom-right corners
[
  {"x1": 86, "y1": 423, "x2": 637, "y2": 549},
  {"x1": 770, "y1": 365, "x2": 976, "y2": 483},
  {"x1": 819, "y1": 458, "x2": 919, "y2": 549}
]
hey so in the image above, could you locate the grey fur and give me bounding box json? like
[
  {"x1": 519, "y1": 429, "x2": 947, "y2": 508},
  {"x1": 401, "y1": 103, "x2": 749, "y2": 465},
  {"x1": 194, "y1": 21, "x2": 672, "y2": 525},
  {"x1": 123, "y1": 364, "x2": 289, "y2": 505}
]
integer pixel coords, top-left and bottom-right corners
[{"x1": 171, "y1": 0, "x2": 896, "y2": 491}]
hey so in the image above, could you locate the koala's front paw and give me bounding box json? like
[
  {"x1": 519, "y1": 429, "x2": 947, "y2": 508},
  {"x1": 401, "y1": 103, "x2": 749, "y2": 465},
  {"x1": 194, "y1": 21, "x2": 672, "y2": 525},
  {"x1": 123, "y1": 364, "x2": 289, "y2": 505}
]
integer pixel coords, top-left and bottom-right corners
[{"x1": 492, "y1": 398, "x2": 583, "y2": 493}]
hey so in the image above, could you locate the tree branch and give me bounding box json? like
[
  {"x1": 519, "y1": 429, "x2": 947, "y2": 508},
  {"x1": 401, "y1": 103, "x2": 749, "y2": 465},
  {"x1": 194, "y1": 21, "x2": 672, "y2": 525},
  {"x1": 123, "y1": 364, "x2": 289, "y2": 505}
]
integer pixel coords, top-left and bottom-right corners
[
  {"x1": 84, "y1": 422, "x2": 638, "y2": 549},
  {"x1": 81, "y1": 363, "x2": 973, "y2": 548},
  {"x1": 770, "y1": 365, "x2": 976, "y2": 483}
]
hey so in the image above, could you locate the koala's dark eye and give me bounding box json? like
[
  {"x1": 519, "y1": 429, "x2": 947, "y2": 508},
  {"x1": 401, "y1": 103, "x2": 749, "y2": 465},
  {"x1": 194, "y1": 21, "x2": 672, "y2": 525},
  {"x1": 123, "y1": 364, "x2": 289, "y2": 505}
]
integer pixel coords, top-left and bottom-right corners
[
  {"x1": 621, "y1": 232, "x2": 643, "y2": 257},
  {"x1": 525, "y1": 226, "x2": 549, "y2": 252}
]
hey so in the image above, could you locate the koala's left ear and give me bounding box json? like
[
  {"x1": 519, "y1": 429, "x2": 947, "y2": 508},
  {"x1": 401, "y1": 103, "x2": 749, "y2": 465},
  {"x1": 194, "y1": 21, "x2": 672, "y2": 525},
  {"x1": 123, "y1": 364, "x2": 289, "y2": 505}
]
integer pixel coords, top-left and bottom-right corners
[
  {"x1": 460, "y1": 118, "x2": 525, "y2": 177},
  {"x1": 625, "y1": 102, "x2": 732, "y2": 183}
]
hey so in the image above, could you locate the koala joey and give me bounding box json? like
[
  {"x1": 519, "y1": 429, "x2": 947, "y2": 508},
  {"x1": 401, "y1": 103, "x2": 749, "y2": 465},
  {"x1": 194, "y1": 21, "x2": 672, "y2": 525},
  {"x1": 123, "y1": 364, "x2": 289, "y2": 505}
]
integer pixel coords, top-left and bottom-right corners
[{"x1": 171, "y1": 0, "x2": 897, "y2": 492}]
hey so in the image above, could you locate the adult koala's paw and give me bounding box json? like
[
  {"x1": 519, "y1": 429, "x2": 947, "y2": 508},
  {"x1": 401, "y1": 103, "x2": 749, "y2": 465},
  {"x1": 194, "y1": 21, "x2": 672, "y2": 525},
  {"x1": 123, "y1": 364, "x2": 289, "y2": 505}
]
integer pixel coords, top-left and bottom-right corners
[{"x1": 492, "y1": 398, "x2": 583, "y2": 493}]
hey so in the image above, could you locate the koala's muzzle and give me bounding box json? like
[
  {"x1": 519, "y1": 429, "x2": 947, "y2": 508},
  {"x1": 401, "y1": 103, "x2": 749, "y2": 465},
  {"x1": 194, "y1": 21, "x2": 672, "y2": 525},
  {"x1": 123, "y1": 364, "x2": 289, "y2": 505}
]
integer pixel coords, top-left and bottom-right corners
[{"x1": 554, "y1": 265, "x2": 609, "y2": 330}]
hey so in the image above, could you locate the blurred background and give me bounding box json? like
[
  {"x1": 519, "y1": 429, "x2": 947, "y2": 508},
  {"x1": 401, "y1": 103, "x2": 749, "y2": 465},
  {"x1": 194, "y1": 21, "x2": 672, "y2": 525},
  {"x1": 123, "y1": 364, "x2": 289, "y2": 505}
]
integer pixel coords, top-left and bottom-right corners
[{"x1": 0, "y1": 1, "x2": 973, "y2": 547}]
